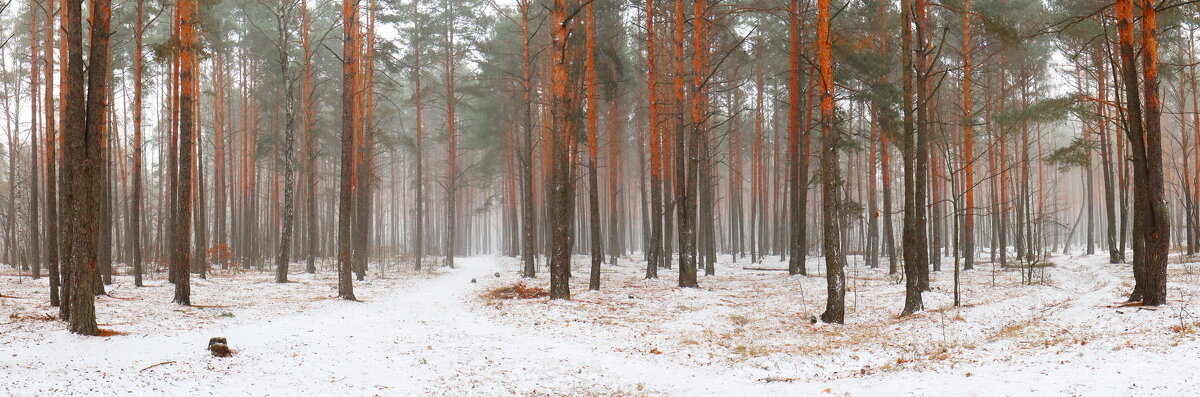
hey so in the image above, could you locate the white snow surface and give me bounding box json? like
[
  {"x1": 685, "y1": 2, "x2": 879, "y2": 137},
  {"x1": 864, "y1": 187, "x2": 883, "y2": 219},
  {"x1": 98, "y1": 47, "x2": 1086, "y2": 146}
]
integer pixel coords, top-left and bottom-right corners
[{"x1": 2, "y1": 254, "x2": 1199, "y2": 396}]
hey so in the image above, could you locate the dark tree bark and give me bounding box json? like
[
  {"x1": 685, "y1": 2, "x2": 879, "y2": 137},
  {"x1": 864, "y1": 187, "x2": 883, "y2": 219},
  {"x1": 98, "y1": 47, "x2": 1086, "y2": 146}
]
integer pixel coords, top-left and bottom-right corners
[
  {"x1": 337, "y1": 0, "x2": 358, "y2": 300},
  {"x1": 353, "y1": 0, "x2": 378, "y2": 281},
  {"x1": 1116, "y1": 0, "x2": 1168, "y2": 305},
  {"x1": 45, "y1": 0, "x2": 61, "y2": 307},
  {"x1": 585, "y1": 0, "x2": 602, "y2": 291},
  {"x1": 816, "y1": 0, "x2": 844, "y2": 324},
  {"x1": 62, "y1": 0, "x2": 111, "y2": 335},
  {"x1": 518, "y1": 0, "x2": 536, "y2": 278},
  {"x1": 173, "y1": 0, "x2": 196, "y2": 306},
  {"x1": 673, "y1": 0, "x2": 698, "y2": 289},
  {"x1": 547, "y1": 0, "x2": 575, "y2": 300},
  {"x1": 900, "y1": 0, "x2": 927, "y2": 316},
  {"x1": 645, "y1": 0, "x2": 662, "y2": 279},
  {"x1": 28, "y1": 4, "x2": 42, "y2": 281}
]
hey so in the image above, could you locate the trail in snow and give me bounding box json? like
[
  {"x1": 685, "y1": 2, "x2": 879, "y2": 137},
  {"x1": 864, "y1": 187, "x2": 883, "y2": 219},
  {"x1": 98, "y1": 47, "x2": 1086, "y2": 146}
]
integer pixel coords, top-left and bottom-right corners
[
  {"x1": 1, "y1": 257, "x2": 782, "y2": 396},
  {"x1": 3, "y1": 255, "x2": 1199, "y2": 396}
]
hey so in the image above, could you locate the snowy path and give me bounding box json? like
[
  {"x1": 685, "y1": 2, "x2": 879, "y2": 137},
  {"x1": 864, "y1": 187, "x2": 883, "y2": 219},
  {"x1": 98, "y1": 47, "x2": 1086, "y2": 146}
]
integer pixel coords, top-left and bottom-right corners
[
  {"x1": 1, "y1": 257, "x2": 787, "y2": 396},
  {"x1": 4, "y1": 256, "x2": 1199, "y2": 396}
]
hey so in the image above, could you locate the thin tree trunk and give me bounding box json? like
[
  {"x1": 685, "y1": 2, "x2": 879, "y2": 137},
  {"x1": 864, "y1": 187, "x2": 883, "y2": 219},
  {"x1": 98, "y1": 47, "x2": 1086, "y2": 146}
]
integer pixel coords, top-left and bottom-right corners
[
  {"x1": 275, "y1": 1, "x2": 299, "y2": 283},
  {"x1": 961, "y1": 0, "x2": 975, "y2": 269},
  {"x1": 44, "y1": 0, "x2": 62, "y2": 304},
  {"x1": 645, "y1": 0, "x2": 661, "y2": 279},
  {"x1": 586, "y1": 1, "x2": 602, "y2": 291}
]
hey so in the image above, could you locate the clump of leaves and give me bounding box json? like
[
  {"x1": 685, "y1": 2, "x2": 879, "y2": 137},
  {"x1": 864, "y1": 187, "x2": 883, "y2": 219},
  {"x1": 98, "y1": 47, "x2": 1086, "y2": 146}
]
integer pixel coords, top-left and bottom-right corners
[
  {"x1": 485, "y1": 282, "x2": 549, "y2": 300},
  {"x1": 1044, "y1": 137, "x2": 1093, "y2": 170},
  {"x1": 219, "y1": 312, "x2": 235, "y2": 318}
]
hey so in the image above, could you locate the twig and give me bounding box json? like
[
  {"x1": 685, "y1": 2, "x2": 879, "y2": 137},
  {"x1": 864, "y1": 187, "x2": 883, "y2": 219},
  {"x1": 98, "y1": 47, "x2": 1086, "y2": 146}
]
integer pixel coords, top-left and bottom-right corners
[
  {"x1": 740, "y1": 267, "x2": 790, "y2": 272},
  {"x1": 139, "y1": 361, "x2": 177, "y2": 372}
]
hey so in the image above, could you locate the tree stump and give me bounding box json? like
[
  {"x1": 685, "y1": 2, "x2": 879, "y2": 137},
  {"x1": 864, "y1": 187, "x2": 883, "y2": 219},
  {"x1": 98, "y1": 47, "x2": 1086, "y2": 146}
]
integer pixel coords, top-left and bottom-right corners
[{"x1": 208, "y1": 337, "x2": 231, "y2": 357}]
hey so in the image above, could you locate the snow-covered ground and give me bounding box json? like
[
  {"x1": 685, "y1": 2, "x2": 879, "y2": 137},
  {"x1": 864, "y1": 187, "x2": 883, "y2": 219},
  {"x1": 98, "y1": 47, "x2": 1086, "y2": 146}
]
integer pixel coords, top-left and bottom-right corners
[{"x1": 2, "y1": 253, "x2": 1199, "y2": 396}]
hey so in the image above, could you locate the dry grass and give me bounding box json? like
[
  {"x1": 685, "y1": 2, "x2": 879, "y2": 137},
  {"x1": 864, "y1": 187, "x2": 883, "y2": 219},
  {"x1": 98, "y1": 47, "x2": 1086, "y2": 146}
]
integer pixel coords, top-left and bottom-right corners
[
  {"x1": 96, "y1": 328, "x2": 128, "y2": 337},
  {"x1": 7, "y1": 312, "x2": 56, "y2": 323},
  {"x1": 485, "y1": 283, "x2": 550, "y2": 300},
  {"x1": 478, "y1": 253, "x2": 1200, "y2": 383}
]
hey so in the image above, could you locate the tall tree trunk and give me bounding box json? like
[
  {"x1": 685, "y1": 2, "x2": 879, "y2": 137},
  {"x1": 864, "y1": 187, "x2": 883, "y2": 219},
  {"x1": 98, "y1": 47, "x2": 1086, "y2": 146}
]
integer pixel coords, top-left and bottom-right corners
[
  {"x1": 337, "y1": 0, "x2": 359, "y2": 300},
  {"x1": 353, "y1": 0, "x2": 377, "y2": 281},
  {"x1": 547, "y1": 0, "x2": 575, "y2": 300},
  {"x1": 1118, "y1": 0, "x2": 1168, "y2": 304},
  {"x1": 45, "y1": 0, "x2": 61, "y2": 308},
  {"x1": 173, "y1": 0, "x2": 196, "y2": 306},
  {"x1": 608, "y1": 92, "x2": 623, "y2": 265},
  {"x1": 97, "y1": 95, "x2": 112, "y2": 289},
  {"x1": 443, "y1": 0, "x2": 458, "y2": 269},
  {"x1": 194, "y1": 113, "x2": 208, "y2": 279},
  {"x1": 674, "y1": 0, "x2": 697, "y2": 289},
  {"x1": 787, "y1": 0, "x2": 807, "y2": 275},
  {"x1": 961, "y1": 0, "x2": 975, "y2": 269},
  {"x1": 694, "y1": 0, "x2": 714, "y2": 277},
  {"x1": 585, "y1": 1, "x2": 602, "y2": 291},
  {"x1": 62, "y1": 0, "x2": 111, "y2": 334},
  {"x1": 518, "y1": 0, "x2": 537, "y2": 278},
  {"x1": 28, "y1": 3, "x2": 42, "y2": 281},
  {"x1": 275, "y1": 1, "x2": 299, "y2": 283},
  {"x1": 645, "y1": 0, "x2": 661, "y2": 279},
  {"x1": 28, "y1": 3, "x2": 42, "y2": 283},
  {"x1": 302, "y1": 0, "x2": 318, "y2": 274},
  {"x1": 900, "y1": 0, "x2": 927, "y2": 316},
  {"x1": 410, "y1": 1, "x2": 426, "y2": 271},
  {"x1": 1095, "y1": 45, "x2": 1119, "y2": 263},
  {"x1": 816, "y1": 0, "x2": 844, "y2": 324}
]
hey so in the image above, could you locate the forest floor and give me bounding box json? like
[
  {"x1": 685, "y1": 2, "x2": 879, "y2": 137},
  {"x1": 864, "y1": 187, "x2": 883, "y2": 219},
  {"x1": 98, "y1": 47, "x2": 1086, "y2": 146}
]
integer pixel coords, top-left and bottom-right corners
[{"x1": 1, "y1": 253, "x2": 1199, "y2": 396}]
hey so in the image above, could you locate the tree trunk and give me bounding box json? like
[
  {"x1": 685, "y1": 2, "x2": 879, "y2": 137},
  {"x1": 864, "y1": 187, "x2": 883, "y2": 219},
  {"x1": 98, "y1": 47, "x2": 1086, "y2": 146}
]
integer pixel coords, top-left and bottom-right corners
[
  {"x1": 961, "y1": 0, "x2": 975, "y2": 270},
  {"x1": 44, "y1": 0, "x2": 62, "y2": 304},
  {"x1": 443, "y1": 0, "x2": 458, "y2": 270},
  {"x1": 173, "y1": 0, "x2": 196, "y2": 306},
  {"x1": 274, "y1": 2, "x2": 298, "y2": 283},
  {"x1": 354, "y1": 1, "x2": 377, "y2": 281},
  {"x1": 645, "y1": 0, "x2": 661, "y2": 279},
  {"x1": 411, "y1": 4, "x2": 426, "y2": 271},
  {"x1": 674, "y1": 0, "x2": 697, "y2": 289},
  {"x1": 816, "y1": 0, "x2": 844, "y2": 324},
  {"x1": 547, "y1": 0, "x2": 574, "y2": 300},
  {"x1": 337, "y1": 0, "x2": 358, "y2": 300},
  {"x1": 62, "y1": 0, "x2": 110, "y2": 334},
  {"x1": 518, "y1": 0, "x2": 536, "y2": 278},
  {"x1": 585, "y1": 1, "x2": 602, "y2": 291},
  {"x1": 900, "y1": 0, "x2": 927, "y2": 316},
  {"x1": 787, "y1": 0, "x2": 807, "y2": 276},
  {"x1": 301, "y1": 0, "x2": 318, "y2": 274}
]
